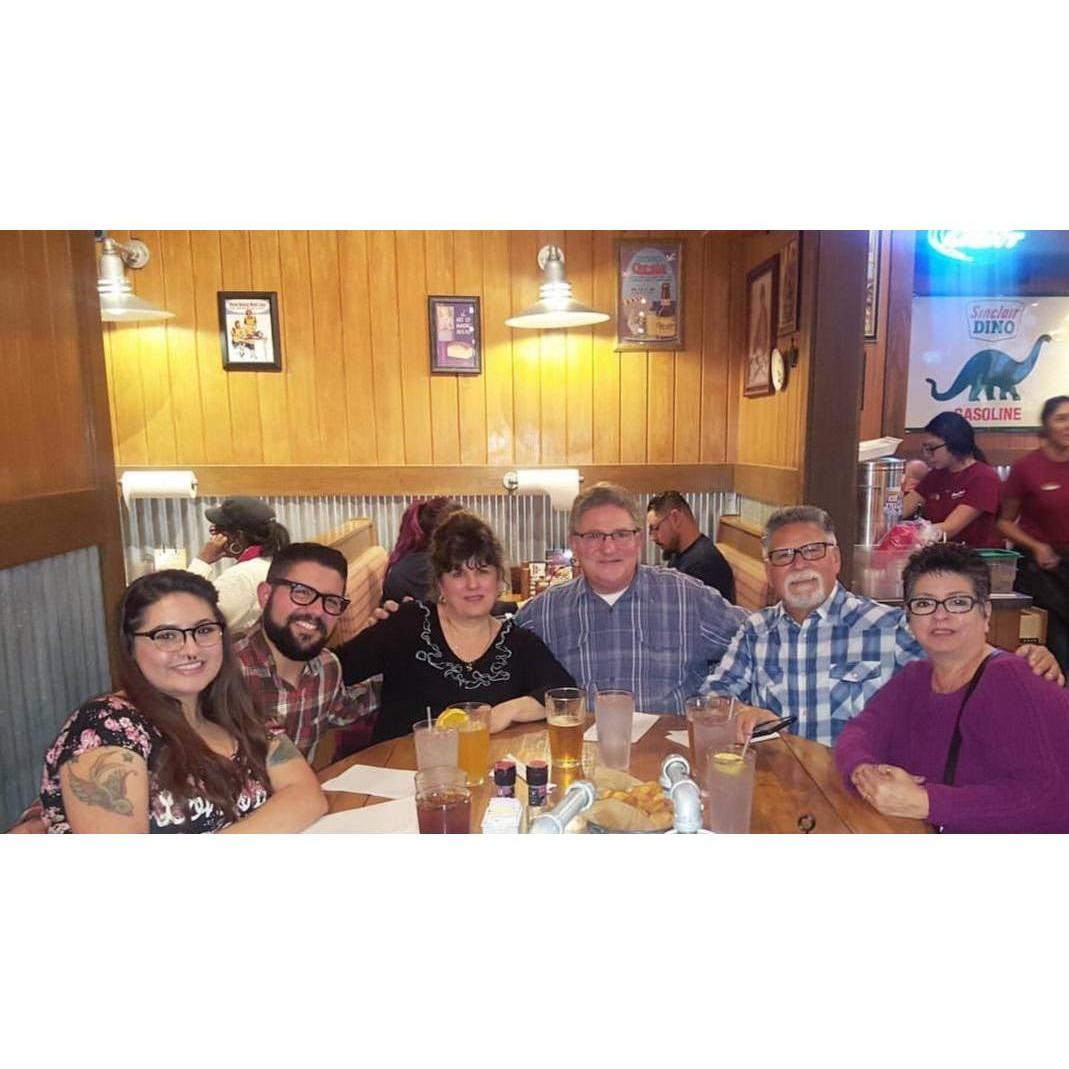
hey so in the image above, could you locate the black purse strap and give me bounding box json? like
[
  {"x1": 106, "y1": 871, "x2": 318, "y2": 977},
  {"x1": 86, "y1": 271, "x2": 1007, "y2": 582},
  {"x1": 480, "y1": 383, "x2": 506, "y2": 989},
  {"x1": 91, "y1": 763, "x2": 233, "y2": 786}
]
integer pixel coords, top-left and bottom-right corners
[{"x1": 941, "y1": 653, "x2": 997, "y2": 786}]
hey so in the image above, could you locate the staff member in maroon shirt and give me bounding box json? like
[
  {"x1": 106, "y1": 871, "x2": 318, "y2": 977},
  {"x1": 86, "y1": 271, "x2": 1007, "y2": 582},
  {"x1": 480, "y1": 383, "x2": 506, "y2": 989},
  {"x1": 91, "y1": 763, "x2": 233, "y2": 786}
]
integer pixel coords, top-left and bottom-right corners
[
  {"x1": 902, "y1": 412, "x2": 1001, "y2": 548},
  {"x1": 998, "y1": 395, "x2": 1069, "y2": 675}
]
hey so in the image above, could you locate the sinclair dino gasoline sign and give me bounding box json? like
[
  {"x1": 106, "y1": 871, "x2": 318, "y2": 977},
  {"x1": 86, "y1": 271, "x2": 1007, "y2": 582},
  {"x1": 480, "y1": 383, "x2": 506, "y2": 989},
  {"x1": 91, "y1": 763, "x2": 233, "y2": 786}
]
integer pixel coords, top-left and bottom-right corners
[{"x1": 905, "y1": 297, "x2": 1068, "y2": 431}]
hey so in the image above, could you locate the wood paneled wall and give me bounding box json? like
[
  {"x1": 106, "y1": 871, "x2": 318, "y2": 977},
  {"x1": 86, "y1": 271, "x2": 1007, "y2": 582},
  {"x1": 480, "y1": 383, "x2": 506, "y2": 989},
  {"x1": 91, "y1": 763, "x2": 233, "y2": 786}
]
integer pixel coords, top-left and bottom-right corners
[
  {"x1": 102, "y1": 230, "x2": 739, "y2": 476},
  {"x1": 0, "y1": 231, "x2": 125, "y2": 671}
]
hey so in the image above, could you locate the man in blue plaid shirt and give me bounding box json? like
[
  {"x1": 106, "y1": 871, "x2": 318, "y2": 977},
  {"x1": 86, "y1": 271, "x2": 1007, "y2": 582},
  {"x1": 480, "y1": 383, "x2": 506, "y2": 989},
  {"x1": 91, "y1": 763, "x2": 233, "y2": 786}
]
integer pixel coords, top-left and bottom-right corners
[
  {"x1": 707, "y1": 505, "x2": 1062, "y2": 746},
  {"x1": 516, "y1": 482, "x2": 745, "y2": 714}
]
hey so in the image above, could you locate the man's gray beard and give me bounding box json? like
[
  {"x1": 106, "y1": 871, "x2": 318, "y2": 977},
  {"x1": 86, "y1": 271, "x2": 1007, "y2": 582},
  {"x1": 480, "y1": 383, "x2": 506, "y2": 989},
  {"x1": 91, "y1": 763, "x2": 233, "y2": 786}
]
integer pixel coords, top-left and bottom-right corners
[{"x1": 782, "y1": 572, "x2": 827, "y2": 613}]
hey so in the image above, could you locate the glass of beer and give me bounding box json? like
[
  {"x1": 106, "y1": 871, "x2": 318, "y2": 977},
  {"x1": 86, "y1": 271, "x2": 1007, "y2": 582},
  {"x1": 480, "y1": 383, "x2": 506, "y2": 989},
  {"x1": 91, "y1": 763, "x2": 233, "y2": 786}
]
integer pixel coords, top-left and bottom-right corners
[
  {"x1": 454, "y1": 703, "x2": 491, "y2": 787},
  {"x1": 415, "y1": 767, "x2": 471, "y2": 834},
  {"x1": 545, "y1": 687, "x2": 586, "y2": 768}
]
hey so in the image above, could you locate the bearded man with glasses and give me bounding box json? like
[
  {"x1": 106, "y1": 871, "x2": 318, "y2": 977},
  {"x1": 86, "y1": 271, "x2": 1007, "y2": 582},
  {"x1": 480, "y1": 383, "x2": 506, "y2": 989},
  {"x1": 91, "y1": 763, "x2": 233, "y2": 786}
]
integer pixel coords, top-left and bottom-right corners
[
  {"x1": 515, "y1": 482, "x2": 746, "y2": 713},
  {"x1": 234, "y1": 542, "x2": 377, "y2": 761},
  {"x1": 706, "y1": 506, "x2": 1063, "y2": 748}
]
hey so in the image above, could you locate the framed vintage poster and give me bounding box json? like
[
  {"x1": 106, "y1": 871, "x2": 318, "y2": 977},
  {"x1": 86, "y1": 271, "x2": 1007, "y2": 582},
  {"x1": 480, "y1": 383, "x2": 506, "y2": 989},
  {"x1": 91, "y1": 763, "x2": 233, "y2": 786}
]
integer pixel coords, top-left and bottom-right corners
[
  {"x1": 616, "y1": 239, "x2": 683, "y2": 351},
  {"x1": 428, "y1": 296, "x2": 482, "y2": 375},
  {"x1": 777, "y1": 237, "x2": 800, "y2": 335},
  {"x1": 743, "y1": 256, "x2": 779, "y2": 397},
  {"x1": 864, "y1": 230, "x2": 881, "y2": 339},
  {"x1": 904, "y1": 296, "x2": 1065, "y2": 430},
  {"x1": 218, "y1": 292, "x2": 282, "y2": 371}
]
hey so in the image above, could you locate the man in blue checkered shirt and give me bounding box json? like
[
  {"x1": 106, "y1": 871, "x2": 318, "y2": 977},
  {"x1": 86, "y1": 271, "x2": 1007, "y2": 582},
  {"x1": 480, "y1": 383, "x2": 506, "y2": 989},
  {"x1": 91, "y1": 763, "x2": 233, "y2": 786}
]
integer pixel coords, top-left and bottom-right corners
[
  {"x1": 707, "y1": 505, "x2": 1062, "y2": 746},
  {"x1": 516, "y1": 482, "x2": 746, "y2": 713}
]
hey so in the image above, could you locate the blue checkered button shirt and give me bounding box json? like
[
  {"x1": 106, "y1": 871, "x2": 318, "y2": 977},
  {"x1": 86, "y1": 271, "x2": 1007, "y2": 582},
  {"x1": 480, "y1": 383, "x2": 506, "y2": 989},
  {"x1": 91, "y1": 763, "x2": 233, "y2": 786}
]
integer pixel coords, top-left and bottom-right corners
[
  {"x1": 704, "y1": 583, "x2": 924, "y2": 745},
  {"x1": 515, "y1": 565, "x2": 746, "y2": 714}
]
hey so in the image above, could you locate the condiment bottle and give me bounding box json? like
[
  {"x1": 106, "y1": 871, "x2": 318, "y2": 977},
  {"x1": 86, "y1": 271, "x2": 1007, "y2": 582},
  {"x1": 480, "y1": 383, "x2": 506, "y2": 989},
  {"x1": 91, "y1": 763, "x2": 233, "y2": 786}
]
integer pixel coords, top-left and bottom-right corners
[
  {"x1": 527, "y1": 760, "x2": 548, "y2": 823},
  {"x1": 493, "y1": 760, "x2": 517, "y2": 798}
]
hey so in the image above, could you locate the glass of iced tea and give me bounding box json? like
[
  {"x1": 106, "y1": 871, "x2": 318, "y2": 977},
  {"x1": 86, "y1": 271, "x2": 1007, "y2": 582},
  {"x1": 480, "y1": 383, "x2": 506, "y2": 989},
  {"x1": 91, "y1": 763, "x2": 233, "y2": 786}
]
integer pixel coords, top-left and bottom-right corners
[
  {"x1": 450, "y1": 702, "x2": 491, "y2": 787},
  {"x1": 685, "y1": 694, "x2": 736, "y2": 786},
  {"x1": 415, "y1": 767, "x2": 471, "y2": 834},
  {"x1": 545, "y1": 687, "x2": 586, "y2": 768}
]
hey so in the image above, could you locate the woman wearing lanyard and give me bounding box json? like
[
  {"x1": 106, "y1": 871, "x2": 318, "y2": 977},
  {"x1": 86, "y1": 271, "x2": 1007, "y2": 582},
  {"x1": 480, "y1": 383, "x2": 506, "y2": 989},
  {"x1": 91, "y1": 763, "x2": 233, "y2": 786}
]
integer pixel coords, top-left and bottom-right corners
[
  {"x1": 901, "y1": 412, "x2": 1001, "y2": 547},
  {"x1": 998, "y1": 395, "x2": 1069, "y2": 675}
]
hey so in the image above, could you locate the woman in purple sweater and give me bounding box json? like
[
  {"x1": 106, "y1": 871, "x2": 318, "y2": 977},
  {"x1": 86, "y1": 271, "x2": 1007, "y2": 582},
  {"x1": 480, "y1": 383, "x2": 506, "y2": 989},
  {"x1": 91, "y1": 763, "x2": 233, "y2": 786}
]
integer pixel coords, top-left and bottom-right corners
[{"x1": 835, "y1": 543, "x2": 1069, "y2": 832}]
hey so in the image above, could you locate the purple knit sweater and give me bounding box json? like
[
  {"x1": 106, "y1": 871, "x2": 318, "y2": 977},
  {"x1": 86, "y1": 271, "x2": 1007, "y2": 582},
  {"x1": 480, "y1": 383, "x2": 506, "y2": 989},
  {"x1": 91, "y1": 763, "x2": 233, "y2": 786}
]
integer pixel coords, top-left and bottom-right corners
[{"x1": 834, "y1": 653, "x2": 1069, "y2": 833}]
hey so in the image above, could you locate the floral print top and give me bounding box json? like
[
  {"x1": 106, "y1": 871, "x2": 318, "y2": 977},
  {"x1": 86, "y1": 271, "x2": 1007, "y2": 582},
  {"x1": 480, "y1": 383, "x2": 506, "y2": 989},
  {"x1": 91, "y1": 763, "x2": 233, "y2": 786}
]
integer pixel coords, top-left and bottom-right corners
[{"x1": 40, "y1": 693, "x2": 275, "y2": 834}]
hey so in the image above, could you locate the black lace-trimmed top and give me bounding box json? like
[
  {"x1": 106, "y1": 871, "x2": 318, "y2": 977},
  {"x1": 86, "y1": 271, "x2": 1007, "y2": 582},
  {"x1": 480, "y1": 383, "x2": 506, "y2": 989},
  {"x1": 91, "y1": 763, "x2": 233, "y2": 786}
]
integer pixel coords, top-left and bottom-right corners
[{"x1": 335, "y1": 602, "x2": 575, "y2": 743}]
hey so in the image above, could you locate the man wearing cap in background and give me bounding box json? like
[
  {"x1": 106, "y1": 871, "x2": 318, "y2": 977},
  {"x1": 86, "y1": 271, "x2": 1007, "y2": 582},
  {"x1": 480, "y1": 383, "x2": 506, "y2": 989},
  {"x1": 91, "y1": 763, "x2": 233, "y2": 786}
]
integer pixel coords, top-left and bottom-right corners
[{"x1": 186, "y1": 495, "x2": 291, "y2": 634}]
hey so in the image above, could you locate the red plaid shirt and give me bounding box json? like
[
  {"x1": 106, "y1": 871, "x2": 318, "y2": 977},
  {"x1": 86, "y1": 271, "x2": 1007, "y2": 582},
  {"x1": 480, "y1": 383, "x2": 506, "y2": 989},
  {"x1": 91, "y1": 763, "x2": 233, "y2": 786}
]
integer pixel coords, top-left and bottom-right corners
[{"x1": 234, "y1": 627, "x2": 376, "y2": 760}]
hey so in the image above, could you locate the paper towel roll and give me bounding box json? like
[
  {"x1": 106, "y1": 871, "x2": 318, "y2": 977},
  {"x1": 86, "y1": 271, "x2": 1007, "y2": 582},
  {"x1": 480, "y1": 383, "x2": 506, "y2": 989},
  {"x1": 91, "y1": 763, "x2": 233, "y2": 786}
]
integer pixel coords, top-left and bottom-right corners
[
  {"x1": 120, "y1": 470, "x2": 198, "y2": 508},
  {"x1": 512, "y1": 468, "x2": 580, "y2": 511}
]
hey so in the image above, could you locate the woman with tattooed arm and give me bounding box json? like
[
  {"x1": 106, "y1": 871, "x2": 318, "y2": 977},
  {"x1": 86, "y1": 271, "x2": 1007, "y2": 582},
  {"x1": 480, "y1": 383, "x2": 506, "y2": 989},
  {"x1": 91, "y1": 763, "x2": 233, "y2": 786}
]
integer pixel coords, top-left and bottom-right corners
[{"x1": 37, "y1": 570, "x2": 326, "y2": 833}]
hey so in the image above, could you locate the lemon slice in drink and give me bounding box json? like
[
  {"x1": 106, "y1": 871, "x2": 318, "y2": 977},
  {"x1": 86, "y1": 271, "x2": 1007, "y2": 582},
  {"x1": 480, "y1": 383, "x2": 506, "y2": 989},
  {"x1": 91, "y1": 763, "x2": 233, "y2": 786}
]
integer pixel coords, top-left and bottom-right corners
[
  {"x1": 436, "y1": 707, "x2": 469, "y2": 730},
  {"x1": 711, "y1": 751, "x2": 744, "y2": 774}
]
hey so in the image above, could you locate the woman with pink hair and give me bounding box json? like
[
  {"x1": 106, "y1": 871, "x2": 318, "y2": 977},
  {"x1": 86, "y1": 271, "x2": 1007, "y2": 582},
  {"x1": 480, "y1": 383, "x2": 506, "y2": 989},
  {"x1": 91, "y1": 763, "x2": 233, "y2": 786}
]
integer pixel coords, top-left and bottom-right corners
[{"x1": 382, "y1": 497, "x2": 462, "y2": 603}]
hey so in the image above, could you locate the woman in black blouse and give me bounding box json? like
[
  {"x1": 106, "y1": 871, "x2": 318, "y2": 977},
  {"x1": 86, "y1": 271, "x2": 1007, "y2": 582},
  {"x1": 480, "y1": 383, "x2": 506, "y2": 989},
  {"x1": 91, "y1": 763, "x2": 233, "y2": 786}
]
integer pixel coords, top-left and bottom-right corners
[{"x1": 336, "y1": 511, "x2": 575, "y2": 743}]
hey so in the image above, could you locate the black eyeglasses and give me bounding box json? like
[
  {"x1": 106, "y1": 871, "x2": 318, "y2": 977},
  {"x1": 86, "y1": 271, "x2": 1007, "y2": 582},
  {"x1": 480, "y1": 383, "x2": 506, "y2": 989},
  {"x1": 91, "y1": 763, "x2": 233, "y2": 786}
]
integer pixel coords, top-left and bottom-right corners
[
  {"x1": 766, "y1": 541, "x2": 837, "y2": 567},
  {"x1": 906, "y1": 594, "x2": 981, "y2": 616},
  {"x1": 573, "y1": 529, "x2": 641, "y2": 545},
  {"x1": 132, "y1": 622, "x2": 224, "y2": 652},
  {"x1": 269, "y1": 578, "x2": 350, "y2": 616},
  {"x1": 921, "y1": 442, "x2": 947, "y2": 457}
]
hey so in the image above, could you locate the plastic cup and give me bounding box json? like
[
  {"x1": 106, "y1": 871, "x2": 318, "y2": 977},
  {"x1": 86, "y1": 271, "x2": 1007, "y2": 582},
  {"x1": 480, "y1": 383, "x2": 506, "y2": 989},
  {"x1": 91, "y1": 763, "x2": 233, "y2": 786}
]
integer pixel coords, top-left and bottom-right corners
[
  {"x1": 703, "y1": 743, "x2": 756, "y2": 833},
  {"x1": 413, "y1": 720, "x2": 459, "y2": 772},
  {"x1": 594, "y1": 688, "x2": 635, "y2": 770},
  {"x1": 545, "y1": 687, "x2": 586, "y2": 768},
  {"x1": 415, "y1": 767, "x2": 471, "y2": 834},
  {"x1": 685, "y1": 694, "x2": 736, "y2": 786}
]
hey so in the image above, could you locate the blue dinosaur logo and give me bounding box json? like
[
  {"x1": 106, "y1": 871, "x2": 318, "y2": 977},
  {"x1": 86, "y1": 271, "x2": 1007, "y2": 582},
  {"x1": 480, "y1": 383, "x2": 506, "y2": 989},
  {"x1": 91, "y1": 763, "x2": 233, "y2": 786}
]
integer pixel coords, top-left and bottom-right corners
[{"x1": 925, "y1": 333, "x2": 1051, "y2": 402}]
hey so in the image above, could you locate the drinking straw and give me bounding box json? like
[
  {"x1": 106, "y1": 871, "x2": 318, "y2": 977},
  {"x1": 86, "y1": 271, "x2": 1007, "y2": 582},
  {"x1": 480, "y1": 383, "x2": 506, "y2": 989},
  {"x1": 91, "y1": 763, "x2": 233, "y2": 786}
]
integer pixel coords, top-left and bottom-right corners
[
  {"x1": 740, "y1": 734, "x2": 753, "y2": 762},
  {"x1": 728, "y1": 696, "x2": 737, "y2": 719},
  {"x1": 426, "y1": 706, "x2": 432, "y2": 728}
]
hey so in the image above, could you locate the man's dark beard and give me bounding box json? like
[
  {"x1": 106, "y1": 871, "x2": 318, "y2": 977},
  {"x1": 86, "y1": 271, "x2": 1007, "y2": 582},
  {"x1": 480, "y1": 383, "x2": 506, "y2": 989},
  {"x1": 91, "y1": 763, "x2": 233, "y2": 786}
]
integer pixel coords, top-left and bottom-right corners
[{"x1": 263, "y1": 604, "x2": 328, "y2": 661}]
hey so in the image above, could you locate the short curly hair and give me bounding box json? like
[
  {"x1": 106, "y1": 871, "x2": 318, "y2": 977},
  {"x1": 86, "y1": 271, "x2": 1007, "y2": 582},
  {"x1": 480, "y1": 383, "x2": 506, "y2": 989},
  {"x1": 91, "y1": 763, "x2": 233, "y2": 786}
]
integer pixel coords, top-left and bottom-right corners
[
  {"x1": 429, "y1": 510, "x2": 506, "y2": 585},
  {"x1": 901, "y1": 542, "x2": 991, "y2": 603}
]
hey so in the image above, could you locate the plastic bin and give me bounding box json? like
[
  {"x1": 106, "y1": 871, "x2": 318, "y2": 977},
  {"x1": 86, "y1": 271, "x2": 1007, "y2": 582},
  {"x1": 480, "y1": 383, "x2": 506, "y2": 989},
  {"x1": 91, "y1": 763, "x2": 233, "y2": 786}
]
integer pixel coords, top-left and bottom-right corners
[{"x1": 977, "y1": 549, "x2": 1021, "y2": 595}]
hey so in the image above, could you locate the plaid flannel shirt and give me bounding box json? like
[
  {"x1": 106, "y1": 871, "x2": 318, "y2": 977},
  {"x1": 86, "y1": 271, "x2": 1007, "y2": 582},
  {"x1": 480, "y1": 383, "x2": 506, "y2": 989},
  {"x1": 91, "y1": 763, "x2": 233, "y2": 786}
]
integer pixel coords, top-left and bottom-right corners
[
  {"x1": 515, "y1": 565, "x2": 746, "y2": 714},
  {"x1": 704, "y1": 583, "x2": 924, "y2": 746},
  {"x1": 234, "y1": 627, "x2": 377, "y2": 761}
]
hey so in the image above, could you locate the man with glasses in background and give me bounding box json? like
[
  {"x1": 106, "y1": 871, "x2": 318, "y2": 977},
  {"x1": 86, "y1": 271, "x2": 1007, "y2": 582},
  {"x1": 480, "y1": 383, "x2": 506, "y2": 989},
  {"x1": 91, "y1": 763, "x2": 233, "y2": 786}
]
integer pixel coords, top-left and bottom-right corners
[
  {"x1": 707, "y1": 505, "x2": 1062, "y2": 746},
  {"x1": 235, "y1": 542, "x2": 376, "y2": 761},
  {"x1": 515, "y1": 482, "x2": 746, "y2": 713}
]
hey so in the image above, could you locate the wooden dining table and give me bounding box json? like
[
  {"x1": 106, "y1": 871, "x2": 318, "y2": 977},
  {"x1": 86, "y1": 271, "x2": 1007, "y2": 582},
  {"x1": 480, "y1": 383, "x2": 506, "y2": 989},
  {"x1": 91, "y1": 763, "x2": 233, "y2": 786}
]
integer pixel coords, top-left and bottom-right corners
[{"x1": 317, "y1": 715, "x2": 930, "y2": 833}]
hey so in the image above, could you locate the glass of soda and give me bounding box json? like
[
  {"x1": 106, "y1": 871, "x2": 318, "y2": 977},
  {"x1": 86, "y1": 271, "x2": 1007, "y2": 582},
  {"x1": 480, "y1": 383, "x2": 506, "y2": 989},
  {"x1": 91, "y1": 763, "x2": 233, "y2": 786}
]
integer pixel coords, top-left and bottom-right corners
[{"x1": 415, "y1": 767, "x2": 471, "y2": 834}]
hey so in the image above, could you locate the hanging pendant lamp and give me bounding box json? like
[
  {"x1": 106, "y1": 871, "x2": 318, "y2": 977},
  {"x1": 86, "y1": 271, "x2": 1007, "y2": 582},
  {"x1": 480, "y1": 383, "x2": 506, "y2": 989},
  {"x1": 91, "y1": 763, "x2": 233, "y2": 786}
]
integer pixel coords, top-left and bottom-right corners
[{"x1": 505, "y1": 245, "x2": 609, "y2": 330}]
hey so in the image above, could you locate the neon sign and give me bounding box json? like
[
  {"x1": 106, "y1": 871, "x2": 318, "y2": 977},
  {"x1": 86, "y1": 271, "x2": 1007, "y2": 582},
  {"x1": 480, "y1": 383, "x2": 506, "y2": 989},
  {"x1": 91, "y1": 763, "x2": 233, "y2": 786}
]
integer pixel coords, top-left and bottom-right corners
[{"x1": 927, "y1": 230, "x2": 1027, "y2": 262}]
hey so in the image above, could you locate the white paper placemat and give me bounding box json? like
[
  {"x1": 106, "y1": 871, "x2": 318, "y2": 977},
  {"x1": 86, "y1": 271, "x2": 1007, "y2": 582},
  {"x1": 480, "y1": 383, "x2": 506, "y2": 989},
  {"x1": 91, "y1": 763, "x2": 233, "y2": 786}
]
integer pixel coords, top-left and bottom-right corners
[
  {"x1": 320, "y1": 764, "x2": 416, "y2": 798},
  {"x1": 584, "y1": 710, "x2": 660, "y2": 744},
  {"x1": 666, "y1": 728, "x2": 779, "y2": 747},
  {"x1": 303, "y1": 796, "x2": 419, "y2": 834}
]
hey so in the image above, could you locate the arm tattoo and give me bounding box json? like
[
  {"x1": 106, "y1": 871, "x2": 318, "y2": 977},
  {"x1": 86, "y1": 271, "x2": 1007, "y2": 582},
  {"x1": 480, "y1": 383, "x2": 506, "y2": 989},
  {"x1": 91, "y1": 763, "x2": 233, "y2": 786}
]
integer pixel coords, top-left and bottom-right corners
[
  {"x1": 67, "y1": 750, "x2": 137, "y2": 816},
  {"x1": 268, "y1": 734, "x2": 302, "y2": 766}
]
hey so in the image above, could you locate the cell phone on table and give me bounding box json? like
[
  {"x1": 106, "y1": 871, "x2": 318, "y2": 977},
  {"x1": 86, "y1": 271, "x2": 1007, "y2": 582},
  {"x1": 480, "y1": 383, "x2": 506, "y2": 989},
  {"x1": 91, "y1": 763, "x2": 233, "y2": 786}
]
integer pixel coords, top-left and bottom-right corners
[{"x1": 748, "y1": 714, "x2": 797, "y2": 740}]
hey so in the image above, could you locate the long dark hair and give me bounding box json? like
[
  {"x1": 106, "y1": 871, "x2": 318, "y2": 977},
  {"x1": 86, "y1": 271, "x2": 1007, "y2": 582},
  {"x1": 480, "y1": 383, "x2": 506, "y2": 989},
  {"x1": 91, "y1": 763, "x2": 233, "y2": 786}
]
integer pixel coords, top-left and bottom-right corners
[
  {"x1": 1040, "y1": 395, "x2": 1069, "y2": 438},
  {"x1": 429, "y1": 510, "x2": 506, "y2": 589},
  {"x1": 924, "y1": 411, "x2": 988, "y2": 464},
  {"x1": 118, "y1": 570, "x2": 272, "y2": 821}
]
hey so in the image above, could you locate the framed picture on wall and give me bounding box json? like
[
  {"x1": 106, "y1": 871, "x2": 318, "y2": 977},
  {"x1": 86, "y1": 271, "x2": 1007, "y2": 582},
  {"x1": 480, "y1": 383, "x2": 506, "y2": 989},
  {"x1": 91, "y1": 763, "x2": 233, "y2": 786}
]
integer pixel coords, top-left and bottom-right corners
[
  {"x1": 864, "y1": 230, "x2": 881, "y2": 339},
  {"x1": 615, "y1": 239, "x2": 683, "y2": 351},
  {"x1": 428, "y1": 295, "x2": 482, "y2": 375},
  {"x1": 743, "y1": 255, "x2": 779, "y2": 397},
  {"x1": 219, "y1": 292, "x2": 282, "y2": 371},
  {"x1": 777, "y1": 237, "x2": 800, "y2": 335}
]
